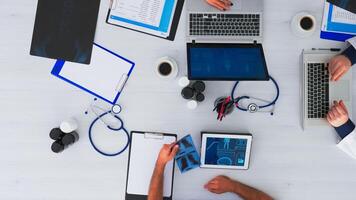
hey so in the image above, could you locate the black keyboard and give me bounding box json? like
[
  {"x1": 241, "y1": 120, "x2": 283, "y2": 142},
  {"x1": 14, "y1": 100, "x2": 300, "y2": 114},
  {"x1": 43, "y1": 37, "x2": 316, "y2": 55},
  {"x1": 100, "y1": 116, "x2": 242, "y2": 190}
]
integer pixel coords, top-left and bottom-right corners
[
  {"x1": 189, "y1": 13, "x2": 260, "y2": 36},
  {"x1": 307, "y1": 63, "x2": 329, "y2": 119}
]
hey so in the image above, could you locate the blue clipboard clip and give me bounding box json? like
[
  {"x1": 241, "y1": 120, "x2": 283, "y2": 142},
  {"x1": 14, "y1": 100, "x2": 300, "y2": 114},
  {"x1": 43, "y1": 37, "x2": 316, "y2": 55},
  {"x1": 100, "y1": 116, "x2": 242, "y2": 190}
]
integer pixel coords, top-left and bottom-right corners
[{"x1": 51, "y1": 43, "x2": 135, "y2": 105}]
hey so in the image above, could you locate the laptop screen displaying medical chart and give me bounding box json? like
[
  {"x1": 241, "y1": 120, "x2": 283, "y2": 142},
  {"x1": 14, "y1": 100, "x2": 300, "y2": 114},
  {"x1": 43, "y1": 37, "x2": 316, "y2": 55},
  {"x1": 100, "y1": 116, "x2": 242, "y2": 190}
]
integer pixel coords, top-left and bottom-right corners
[
  {"x1": 200, "y1": 133, "x2": 252, "y2": 170},
  {"x1": 187, "y1": 43, "x2": 269, "y2": 80},
  {"x1": 107, "y1": 0, "x2": 177, "y2": 38}
]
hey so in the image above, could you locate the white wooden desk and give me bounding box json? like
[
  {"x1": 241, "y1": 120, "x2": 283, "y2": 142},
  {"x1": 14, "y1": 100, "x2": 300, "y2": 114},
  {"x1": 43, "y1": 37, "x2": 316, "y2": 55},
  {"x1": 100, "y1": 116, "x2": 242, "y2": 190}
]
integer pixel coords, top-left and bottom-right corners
[{"x1": 1, "y1": 0, "x2": 356, "y2": 199}]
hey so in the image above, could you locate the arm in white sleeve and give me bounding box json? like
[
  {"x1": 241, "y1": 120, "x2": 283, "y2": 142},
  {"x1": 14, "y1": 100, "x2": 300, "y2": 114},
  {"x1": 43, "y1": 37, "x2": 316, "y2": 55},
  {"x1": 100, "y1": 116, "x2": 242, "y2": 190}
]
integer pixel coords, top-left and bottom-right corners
[{"x1": 335, "y1": 119, "x2": 356, "y2": 160}]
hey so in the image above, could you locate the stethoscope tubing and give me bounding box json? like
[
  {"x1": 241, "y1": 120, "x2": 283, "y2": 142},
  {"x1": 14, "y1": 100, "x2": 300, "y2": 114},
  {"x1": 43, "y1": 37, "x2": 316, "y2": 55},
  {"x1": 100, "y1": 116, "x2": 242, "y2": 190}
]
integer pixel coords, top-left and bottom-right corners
[
  {"x1": 231, "y1": 76, "x2": 280, "y2": 112},
  {"x1": 88, "y1": 111, "x2": 130, "y2": 157}
]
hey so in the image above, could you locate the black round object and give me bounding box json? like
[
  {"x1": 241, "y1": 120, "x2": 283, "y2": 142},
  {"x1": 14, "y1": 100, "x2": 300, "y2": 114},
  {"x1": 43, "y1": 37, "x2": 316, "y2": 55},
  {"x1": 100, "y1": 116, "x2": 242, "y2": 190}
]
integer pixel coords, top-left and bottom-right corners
[
  {"x1": 158, "y1": 62, "x2": 172, "y2": 76},
  {"x1": 181, "y1": 87, "x2": 195, "y2": 99},
  {"x1": 49, "y1": 128, "x2": 65, "y2": 140},
  {"x1": 195, "y1": 93, "x2": 205, "y2": 102},
  {"x1": 51, "y1": 141, "x2": 65, "y2": 153},
  {"x1": 62, "y1": 134, "x2": 75, "y2": 145},
  {"x1": 300, "y1": 17, "x2": 313, "y2": 30},
  {"x1": 192, "y1": 81, "x2": 205, "y2": 92},
  {"x1": 61, "y1": 132, "x2": 79, "y2": 145}
]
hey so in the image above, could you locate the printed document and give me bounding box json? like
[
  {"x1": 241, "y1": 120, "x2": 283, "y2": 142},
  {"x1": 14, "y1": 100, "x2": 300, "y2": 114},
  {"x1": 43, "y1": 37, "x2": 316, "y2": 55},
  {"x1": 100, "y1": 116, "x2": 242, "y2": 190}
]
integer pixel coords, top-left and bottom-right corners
[
  {"x1": 331, "y1": 5, "x2": 356, "y2": 24},
  {"x1": 322, "y1": 2, "x2": 356, "y2": 35},
  {"x1": 115, "y1": 0, "x2": 165, "y2": 27}
]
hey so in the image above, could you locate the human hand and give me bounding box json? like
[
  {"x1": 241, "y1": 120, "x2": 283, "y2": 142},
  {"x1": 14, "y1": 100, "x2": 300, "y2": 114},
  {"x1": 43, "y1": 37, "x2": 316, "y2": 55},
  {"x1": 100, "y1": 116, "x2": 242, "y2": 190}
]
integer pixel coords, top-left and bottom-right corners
[
  {"x1": 206, "y1": 0, "x2": 233, "y2": 11},
  {"x1": 327, "y1": 100, "x2": 349, "y2": 127},
  {"x1": 204, "y1": 175, "x2": 236, "y2": 194},
  {"x1": 156, "y1": 143, "x2": 179, "y2": 166},
  {"x1": 329, "y1": 55, "x2": 352, "y2": 81}
]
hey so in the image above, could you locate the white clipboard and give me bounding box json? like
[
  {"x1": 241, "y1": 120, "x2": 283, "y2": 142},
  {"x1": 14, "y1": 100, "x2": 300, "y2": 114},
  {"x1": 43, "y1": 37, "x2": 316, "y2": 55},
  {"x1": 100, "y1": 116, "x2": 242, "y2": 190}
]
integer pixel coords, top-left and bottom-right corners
[
  {"x1": 125, "y1": 131, "x2": 177, "y2": 200},
  {"x1": 51, "y1": 43, "x2": 135, "y2": 105}
]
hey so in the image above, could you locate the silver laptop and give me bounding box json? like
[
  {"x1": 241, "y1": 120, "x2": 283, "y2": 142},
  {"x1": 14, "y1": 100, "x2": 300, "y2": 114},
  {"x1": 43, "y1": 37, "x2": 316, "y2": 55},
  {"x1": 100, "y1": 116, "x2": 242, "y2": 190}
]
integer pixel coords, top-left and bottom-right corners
[
  {"x1": 302, "y1": 49, "x2": 352, "y2": 128},
  {"x1": 186, "y1": 0, "x2": 263, "y2": 43}
]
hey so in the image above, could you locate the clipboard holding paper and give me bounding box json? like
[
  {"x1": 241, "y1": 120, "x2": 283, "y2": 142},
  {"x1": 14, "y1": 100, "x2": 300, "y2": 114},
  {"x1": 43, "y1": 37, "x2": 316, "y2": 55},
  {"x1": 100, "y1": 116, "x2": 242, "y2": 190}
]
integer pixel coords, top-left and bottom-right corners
[
  {"x1": 320, "y1": 1, "x2": 356, "y2": 41},
  {"x1": 126, "y1": 131, "x2": 177, "y2": 200},
  {"x1": 51, "y1": 43, "x2": 135, "y2": 104},
  {"x1": 106, "y1": 0, "x2": 185, "y2": 41}
]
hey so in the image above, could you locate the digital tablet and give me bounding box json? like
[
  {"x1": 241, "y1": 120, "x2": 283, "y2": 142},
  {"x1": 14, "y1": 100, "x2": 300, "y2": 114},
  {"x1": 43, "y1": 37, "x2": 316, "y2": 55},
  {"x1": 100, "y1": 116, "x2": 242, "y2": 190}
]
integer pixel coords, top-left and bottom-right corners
[{"x1": 200, "y1": 132, "x2": 252, "y2": 170}]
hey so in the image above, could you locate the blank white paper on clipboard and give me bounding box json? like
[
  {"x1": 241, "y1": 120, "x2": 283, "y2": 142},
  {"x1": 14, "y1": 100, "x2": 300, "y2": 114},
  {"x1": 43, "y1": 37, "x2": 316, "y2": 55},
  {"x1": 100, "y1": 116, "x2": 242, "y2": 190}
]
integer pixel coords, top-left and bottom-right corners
[
  {"x1": 51, "y1": 43, "x2": 135, "y2": 104},
  {"x1": 126, "y1": 132, "x2": 176, "y2": 198}
]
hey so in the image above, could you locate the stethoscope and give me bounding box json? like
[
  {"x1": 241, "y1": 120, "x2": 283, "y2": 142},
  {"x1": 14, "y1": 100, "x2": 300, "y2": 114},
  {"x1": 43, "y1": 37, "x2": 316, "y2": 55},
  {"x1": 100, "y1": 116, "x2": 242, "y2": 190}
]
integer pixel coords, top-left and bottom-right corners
[
  {"x1": 231, "y1": 76, "x2": 280, "y2": 115},
  {"x1": 87, "y1": 100, "x2": 130, "y2": 157}
]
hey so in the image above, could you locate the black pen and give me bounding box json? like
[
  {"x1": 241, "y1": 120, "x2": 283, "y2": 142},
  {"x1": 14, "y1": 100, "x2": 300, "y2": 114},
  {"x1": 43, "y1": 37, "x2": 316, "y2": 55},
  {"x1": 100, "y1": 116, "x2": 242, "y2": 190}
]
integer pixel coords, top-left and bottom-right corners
[{"x1": 312, "y1": 48, "x2": 341, "y2": 52}]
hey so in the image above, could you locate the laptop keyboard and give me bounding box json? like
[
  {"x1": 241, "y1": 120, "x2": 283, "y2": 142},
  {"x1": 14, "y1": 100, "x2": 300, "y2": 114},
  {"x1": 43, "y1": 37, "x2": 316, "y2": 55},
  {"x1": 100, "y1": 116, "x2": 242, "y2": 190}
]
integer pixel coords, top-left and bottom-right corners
[
  {"x1": 307, "y1": 63, "x2": 329, "y2": 119},
  {"x1": 189, "y1": 13, "x2": 260, "y2": 36}
]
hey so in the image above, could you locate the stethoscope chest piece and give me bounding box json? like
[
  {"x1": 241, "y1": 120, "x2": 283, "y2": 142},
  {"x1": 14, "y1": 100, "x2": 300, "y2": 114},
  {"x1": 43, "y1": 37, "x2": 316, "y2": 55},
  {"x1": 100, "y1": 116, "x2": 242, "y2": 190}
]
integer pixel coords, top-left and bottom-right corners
[
  {"x1": 111, "y1": 104, "x2": 122, "y2": 115},
  {"x1": 247, "y1": 103, "x2": 259, "y2": 113}
]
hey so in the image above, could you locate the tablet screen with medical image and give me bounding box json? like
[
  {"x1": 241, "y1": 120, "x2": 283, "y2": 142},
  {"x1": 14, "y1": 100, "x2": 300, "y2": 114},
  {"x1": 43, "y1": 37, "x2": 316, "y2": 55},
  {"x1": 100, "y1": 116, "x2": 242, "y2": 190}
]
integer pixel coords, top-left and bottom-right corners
[{"x1": 200, "y1": 133, "x2": 252, "y2": 170}]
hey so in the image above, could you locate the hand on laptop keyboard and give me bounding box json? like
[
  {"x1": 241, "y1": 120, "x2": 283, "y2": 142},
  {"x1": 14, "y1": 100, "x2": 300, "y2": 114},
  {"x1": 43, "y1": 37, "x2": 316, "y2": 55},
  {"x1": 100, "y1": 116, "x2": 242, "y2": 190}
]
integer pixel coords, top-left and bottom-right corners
[
  {"x1": 206, "y1": 0, "x2": 233, "y2": 11},
  {"x1": 329, "y1": 55, "x2": 352, "y2": 81},
  {"x1": 327, "y1": 100, "x2": 349, "y2": 127}
]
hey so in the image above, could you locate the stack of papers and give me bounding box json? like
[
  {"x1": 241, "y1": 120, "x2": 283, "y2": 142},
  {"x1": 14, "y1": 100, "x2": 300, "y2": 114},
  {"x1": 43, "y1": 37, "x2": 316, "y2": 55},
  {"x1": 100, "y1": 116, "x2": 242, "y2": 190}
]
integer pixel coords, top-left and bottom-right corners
[
  {"x1": 321, "y1": 1, "x2": 356, "y2": 41},
  {"x1": 327, "y1": 0, "x2": 356, "y2": 14},
  {"x1": 107, "y1": 0, "x2": 183, "y2": 41}
]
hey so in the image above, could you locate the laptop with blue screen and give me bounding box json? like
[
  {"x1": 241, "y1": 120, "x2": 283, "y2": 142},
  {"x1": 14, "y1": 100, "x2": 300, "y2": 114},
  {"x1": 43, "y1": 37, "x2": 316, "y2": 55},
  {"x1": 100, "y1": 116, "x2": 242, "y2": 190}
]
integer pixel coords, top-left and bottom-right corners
[{"x1": 186, "y1": 0, "x2": 269, "y2": 81}]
